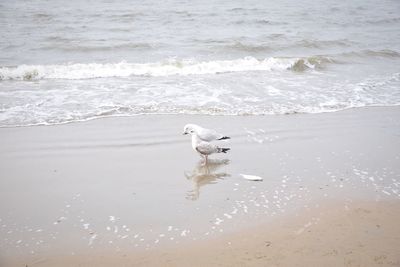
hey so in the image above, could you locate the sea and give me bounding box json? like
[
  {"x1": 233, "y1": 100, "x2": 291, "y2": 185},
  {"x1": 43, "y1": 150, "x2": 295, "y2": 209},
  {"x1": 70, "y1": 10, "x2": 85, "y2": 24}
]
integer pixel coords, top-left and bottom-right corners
[{"x1": 1, "y1": 0, "x2": 400, "y2": 127}]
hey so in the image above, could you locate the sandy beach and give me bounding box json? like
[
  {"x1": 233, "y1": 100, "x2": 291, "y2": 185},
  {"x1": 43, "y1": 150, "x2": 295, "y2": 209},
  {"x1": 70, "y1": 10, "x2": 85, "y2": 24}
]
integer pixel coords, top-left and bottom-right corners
[
  {"x1": 0, "y1": 106, "x2": 399, "y2": 266},
  {"x1": 2, "y1": 0, "x2": 400, "y2": 265},
  {"x1": 67, "y1": 200, "x2": 400, "y2": 267}
]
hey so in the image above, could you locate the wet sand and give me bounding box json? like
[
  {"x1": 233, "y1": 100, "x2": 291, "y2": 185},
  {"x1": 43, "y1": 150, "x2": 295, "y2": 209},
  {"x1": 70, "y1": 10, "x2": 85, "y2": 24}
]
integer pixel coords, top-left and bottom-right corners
[
  {"x1": 0, "y1": 106, "x2": 400, "y2": 266},
  {"x1": 55, "y1": 200, "x2": 400, "y2": 267}
]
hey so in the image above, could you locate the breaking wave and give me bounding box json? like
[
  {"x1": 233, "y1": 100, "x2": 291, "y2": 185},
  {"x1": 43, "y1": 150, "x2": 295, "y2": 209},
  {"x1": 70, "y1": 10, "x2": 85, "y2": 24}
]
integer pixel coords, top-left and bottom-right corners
[
  {"x1": 1, "y1": 71, "x2": 399, "y2": 127},
  {"x1": 0, "y1": 56, "x2": 332, "y2": 81}
]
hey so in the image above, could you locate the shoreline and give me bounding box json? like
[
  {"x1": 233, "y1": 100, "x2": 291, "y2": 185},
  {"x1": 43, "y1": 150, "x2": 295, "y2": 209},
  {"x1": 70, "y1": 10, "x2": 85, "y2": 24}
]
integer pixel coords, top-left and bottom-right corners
[
  {"x1": 1, "y1": 106, "x2": 399, "y2": 266},
  {"x1": 1, "y1": 104, "x2": 399, "y2": 129}
]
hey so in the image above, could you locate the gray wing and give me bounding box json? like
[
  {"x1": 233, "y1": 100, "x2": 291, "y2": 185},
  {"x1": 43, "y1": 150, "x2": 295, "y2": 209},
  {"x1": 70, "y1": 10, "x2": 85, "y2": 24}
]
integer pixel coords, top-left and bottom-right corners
[
  {"x1": 198, "y1": 128, "x2": 223, "y2": 142},
  {"x1": 195, "y1": 141, "x2": 218, "y2": 155}
]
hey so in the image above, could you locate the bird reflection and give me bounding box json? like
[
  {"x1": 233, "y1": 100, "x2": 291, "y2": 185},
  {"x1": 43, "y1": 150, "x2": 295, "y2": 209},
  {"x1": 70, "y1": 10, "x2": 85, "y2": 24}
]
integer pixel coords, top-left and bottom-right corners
[{"x1": 185, "y1": 159, "x2": 230, "y2": 200}]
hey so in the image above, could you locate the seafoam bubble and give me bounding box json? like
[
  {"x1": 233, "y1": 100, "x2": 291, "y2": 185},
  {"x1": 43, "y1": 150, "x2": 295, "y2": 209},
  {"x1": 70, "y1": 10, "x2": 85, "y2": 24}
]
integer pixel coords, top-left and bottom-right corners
[
  {"x1": 88, "y1": 234, "x2": 97, "y2": 246},
  {"x1": 181, "y1": 230, "x2": 188, "y2": 237},
  {"x1": 214, "y1": 218, "x2": 223, "y2": 225}
]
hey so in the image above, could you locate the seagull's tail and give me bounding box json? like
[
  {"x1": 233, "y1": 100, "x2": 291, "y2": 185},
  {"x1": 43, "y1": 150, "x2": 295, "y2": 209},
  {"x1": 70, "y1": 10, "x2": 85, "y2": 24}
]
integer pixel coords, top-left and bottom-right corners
[
  {"x1": 218, "y1": 147, "x2": 230, "y2": 153},
  {"x1": 218, "y1": 136, "x2": 231, "y2": 140}
]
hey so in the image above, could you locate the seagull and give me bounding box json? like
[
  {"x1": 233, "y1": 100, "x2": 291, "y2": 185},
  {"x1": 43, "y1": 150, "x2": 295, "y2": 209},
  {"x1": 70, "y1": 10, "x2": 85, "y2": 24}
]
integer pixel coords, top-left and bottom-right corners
[
  {"x1": 184, "y1": 130, "x2": 230, "y2": 164},
  {"x1": 183, "y1": 124, "x2": 230, "y2": 142}
]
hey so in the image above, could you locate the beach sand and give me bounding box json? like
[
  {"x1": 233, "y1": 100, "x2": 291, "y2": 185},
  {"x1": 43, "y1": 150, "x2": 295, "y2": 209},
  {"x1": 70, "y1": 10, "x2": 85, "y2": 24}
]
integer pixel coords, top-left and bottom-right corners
[
  {"x1": 0, "y1": 106, "x2": 400, "y2": 266},
  {"x1": 60, "y1": 200, "x2": 400, "y2": 267}
]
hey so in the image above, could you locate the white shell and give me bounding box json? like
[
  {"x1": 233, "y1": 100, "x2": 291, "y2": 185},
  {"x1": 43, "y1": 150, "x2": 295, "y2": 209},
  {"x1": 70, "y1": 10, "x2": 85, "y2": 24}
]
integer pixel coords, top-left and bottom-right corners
[{"x1": 240, "y1": 174, "x2": 263, "y2": 181}]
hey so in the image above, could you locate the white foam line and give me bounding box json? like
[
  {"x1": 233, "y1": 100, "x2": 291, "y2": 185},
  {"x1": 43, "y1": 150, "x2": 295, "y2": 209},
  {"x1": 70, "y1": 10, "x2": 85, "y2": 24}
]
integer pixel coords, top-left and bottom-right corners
[{"x1": 0, "y1": 56, "x2": 310, "y2": 80}]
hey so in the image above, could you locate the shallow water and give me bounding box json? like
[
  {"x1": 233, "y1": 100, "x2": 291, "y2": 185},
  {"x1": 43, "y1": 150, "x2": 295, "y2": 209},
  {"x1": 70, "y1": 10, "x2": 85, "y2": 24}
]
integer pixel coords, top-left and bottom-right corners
[
  {"x1": 0, "y1": 108, "x2": 399, "y2": 264},
  {"x1": 1, "y1": 0, "x2": 400, "y2": 126}
]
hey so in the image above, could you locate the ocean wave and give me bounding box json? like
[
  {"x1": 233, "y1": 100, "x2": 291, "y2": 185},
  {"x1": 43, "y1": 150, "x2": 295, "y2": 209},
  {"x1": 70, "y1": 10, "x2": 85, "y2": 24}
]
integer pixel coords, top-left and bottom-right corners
[
  {"x1": 337, "y1": 49, "x2": 400, "y2": 59},
  {"x1": 217, "y1": 39, "x2": 353, "y2": 53},
  {"x1": 295, "y1": 39, "x2": 353, "y2": 49},
  {"x1": 362, "y1": 49, "x2": 400, "y2": 58},
  {"x1": 233, "y1": 19, "x2": 287, "y2": 25},
  {"x1": 2, "y1": 103, "x2": 400, "y2": 128},
  {"x1": 222, "y1": 42, "x2": 272, "y2": 52},
  {"x1": 1, "y1": 71, "x2": 398, "y2": 127},
  {"x1": 289, "y1": 56, "x2": 334, "y2": 71},
  {"x1": 364, "y1": 17, "x2": 400, "y2": 25},
  {"x1": 32, "y1": 13, "x2": 53, "y2": 22},
  {"x1": 0, "y1": 56, "x2": 331, "y2": 81},
  {"x1": 40, "y1": 42, "x2": 156, "y2": 52},
  {"x1": 228, "y1": 7, "x2": 260, "y2": 13},
  {"x1": 108, "y1": 12, "x2": 144, "y2": 19}
]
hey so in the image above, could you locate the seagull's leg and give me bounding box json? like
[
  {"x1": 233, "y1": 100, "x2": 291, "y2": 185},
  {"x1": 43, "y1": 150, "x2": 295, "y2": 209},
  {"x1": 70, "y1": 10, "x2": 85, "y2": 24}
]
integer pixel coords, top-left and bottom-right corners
[
  {"x1": 205, "y1": 155, "x2": 208, "y2": 165},
  {"x1": 197, "y1": 152, "x2": 203, "y2": 163},
  {"x1": 199, "y1": 153, "x2": 205, "y2": 164}
]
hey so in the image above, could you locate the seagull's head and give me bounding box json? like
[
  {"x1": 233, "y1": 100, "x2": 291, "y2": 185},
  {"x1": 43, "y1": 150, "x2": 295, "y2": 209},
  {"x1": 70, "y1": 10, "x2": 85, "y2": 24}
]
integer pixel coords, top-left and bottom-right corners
[{"x1": 183, "y1": 124, "x2": 198, "y2": 135}]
